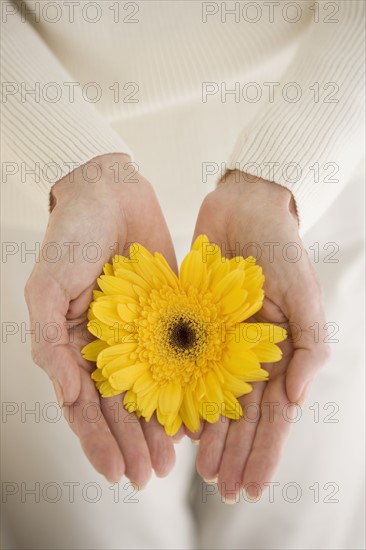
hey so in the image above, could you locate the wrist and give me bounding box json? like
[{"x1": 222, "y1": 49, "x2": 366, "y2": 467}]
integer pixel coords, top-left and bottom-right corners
[
  {"x1": 50, "y1": 153, "x2": 132, "y2": 212},
  {"x1": 219, "y1": 169, "x2": 298, "y2": 224}
]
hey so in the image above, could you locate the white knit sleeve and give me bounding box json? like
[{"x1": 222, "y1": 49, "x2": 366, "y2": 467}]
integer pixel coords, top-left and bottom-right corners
[
  {"x1": 228, "y1": 0, "x2": 364, "y2": 233},
  {"x1": 0, "y1": 10, "x2": 132, "y2": 196}
]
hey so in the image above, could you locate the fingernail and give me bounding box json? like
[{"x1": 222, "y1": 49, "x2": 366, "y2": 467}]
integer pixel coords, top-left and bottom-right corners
[
  {"x1": 298, "y1": 381, "x2": 312, "y2": 408},
  {"x1": 286, "y1": 403, "x2": 301, "y2": 421},
  {"x1": 246, "y1": 490, "x2": 260, "y2": 502},
  {"x1": 52, "y1": 380, "x2": 64, "y2": 408},
  {"x1": 292, "y1": 382, "x2": 306, "y2": 404},
  {"x1": 223, "y1": 496, "x2": 237, "y2": 505},
  {"x1": 204, "y1": 477, "x2": 218, "y2": 483}
]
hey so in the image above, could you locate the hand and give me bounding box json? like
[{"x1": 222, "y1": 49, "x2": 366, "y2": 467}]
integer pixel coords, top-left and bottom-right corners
[
  {"x1": 190, "y1": 170, "x2": 330, "y2": 502},
  {"x1": 25, "y1": 153, "x2": 178, "y2": 487}
]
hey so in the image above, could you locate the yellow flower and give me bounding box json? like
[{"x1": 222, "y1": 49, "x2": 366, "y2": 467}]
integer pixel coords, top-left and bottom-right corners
[{"x1": 82, "y1": 235, "x2": 286, "y2": 435}]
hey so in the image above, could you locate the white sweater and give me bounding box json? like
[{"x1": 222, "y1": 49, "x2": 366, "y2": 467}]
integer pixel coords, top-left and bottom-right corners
[{"x1": 1, "y1": 0, "x2": 364, "y2": 232}]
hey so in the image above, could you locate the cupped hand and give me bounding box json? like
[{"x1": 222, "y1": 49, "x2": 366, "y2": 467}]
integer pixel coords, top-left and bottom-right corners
[
  {"x1": 25, "y1": 153, "x2": 178, "y2": 487},
  {"x1": 190, "y1": 170, "x2": 330, "y2": 502}
]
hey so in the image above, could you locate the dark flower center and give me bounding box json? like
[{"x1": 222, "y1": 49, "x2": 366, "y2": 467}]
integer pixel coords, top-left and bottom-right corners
[{"x1": 170, "y1": 318, "x2": 197, "y2": 350}]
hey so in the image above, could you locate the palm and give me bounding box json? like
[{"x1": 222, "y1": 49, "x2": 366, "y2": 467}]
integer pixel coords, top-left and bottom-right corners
[{"x1": 69, "y1": 188, "x2": 179, "y2": 485}]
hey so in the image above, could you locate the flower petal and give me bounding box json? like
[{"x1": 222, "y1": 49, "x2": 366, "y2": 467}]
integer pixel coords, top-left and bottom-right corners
[
  {"x1": 191, "y1": 234, "x2": 210, "y2": 253},
  {"x1": 158, "y1": 383, "x2": 183, "y2": 415},
  {"x1": 113, "y1": 255, "x2": 136, "y2": 271},
  {"x1": 117, "y1": 303, "x2": 139, "y2": 323},
  {"x1": 180, "y1": 250, "x2": 207, "y2": 291},
  {"x1": 113, "y1": 268, "x2": 151, "y2": 293},
  {"x1": 253, "y1": 341, "x2": 283, "y2": 362},
  {"x1": 224, "y1": 348, "x2": 261, "y2": 372},
  {"x1": 103, "y1": 263, "x2": 114, "y2": 276},
  {"x1": 222, "y1": 391, "x2": 243, "y2": 421},
  {"x1": 228, "y1": 257, "x2": 248, "y2": 272},
  {"x1": 133, "y1": 251, "x2": 167, "y2": 286},
  {"x1": 98, "y1": 379, "x2": 122, "y2": 398},
  {"x1": 123, "y1": 390, "x2": 138, "y2": 414},
  {"x1": 154, "y1": 253, "x2": 179, "y2": 288},
  {"x1": 211, "y1": 270, "x2": 245, "y2": 303},
  {"x1": 225, "y1": 357, "x2": 269, "y2": 380},
  {"x1": 98, "y1": 275, "x2": 137, "y2": 296},
  {"x1": 97, "y1": 342, "x2": 137, "y2": 369},
  {"x1": 208, "y1": 258, "x2": 230, "y2": 288},
  {"x1": 192, "y1": 235, "x2": 221, "y2": 267},
  {"x1": 87, "y1": 319, "x2": 122, "y2": 343},
  {"x1": 92, "y1": 302, "x2": 120, "y2": 326},
  {"x1": 222, "y1": 368, "x2": 253, "y2": 397},
  {"x1": 138, "y1": 385, "x2": 159, "y2": 422},
  {"x1": 109, "y1": 362, "x2": 149, "y2": 391},
  {"x1": 180, "y1": 388, "x2": 200, "y2": 433},
  {"x1": 102, "y1": 354, "x2": 136, "y2": 377},
  {"x1": 204, "y1": 370, "x2": 224, "y2": 405},
  {"x1": 91, "y1": 368, "x2": 107, "y2": 382},
  {"x1": 133, "y1": 371, "x2": 157, "y2": 397},
  {"x1": 164, "y1": 414, "x2": 182, "y2": 436},
  {"x1": 195, "y1": 376, "x2": 206, "y2": 401},
  {"x1": 81, "y1": 339, "x2": 109, "y2": 361},
  {"x1": 95, "y1": 294, "x2": 138, "y2": 305},
  {"x1": 221, "y1": 288, "x2": 248, "y2": 315},
  {"x1": 251, "y1": 324, "x2": 287, "y2": 344}
]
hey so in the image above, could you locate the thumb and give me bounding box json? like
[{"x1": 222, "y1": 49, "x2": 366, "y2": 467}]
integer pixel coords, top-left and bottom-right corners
[
  {"x1": 283, "y1": 289, "x2": 330, "y2": 403},
  {"x1": 25, "y1": 276, "x2": 82, "y2": 407},
  {"x1": 48, "y1": 347, "x2": 82, "y2": 407}
]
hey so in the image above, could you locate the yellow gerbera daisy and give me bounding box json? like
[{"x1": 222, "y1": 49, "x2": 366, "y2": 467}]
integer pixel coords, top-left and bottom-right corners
[{"x1": 82, "y1": 235, "x2": 286, "y2": 435}]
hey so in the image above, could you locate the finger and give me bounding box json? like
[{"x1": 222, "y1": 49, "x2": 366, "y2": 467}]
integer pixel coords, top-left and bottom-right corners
[
  {"x1": 218, "y1": 382, "x2": 265, "y2": 502},
  {"x1": 67, "y1": 283, "x2": 96, "y2": 320},
  {"x1": 286, "y1": 347, "x2": 329, "y2": 404},
  {"x1": 171, "y1": 424, "x2": 186, "y2": 443},
  {"x1": 48, "y1": 347, "x2": 82, "y2": 406},
  {"x1": 101, "y1": 395, "x2": 152, "y2": 489},
  {"x1": 196, "y1": 416, "x2": 230, "y2": 482},
  {"x1": 242, "y1": 372, "x2": 295, "y2": 497},
  {"x1": 141, "y1": 416, "x2": 176, "y2": 477},
  {"x1": 63, "y1": 369, "x2": 125, "y2": 483},
  {"x1": 185, "y1": 420, "x2": 204, "y2": 442}
]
